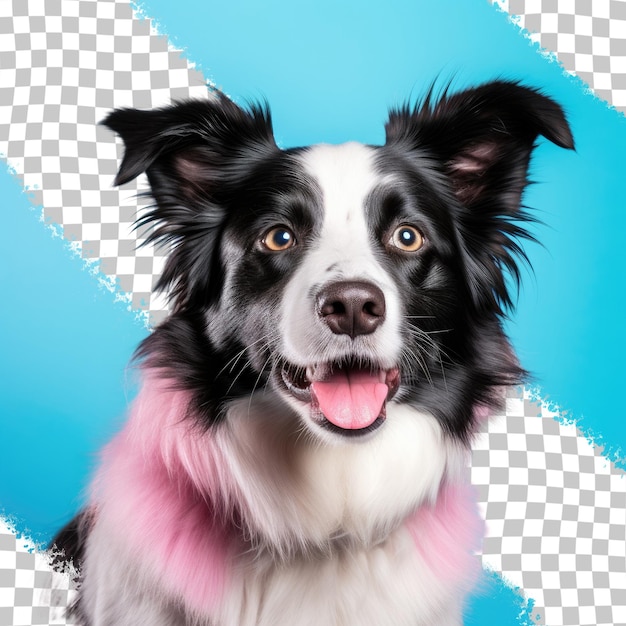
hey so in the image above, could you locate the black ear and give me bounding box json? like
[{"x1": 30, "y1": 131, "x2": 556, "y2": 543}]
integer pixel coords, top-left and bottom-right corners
[
  {"x1": 102, "y1": 94, "x2": 277, "y2": 310},
  {"x1": 385, "y1": 80, "x2": 574, "y2": 312},
  {"x1": 103, "y1": 93, "x2": 277, "y2": 203},
  {"x1": 386, "y1": 80, "x2": 574, "y2": 210}
]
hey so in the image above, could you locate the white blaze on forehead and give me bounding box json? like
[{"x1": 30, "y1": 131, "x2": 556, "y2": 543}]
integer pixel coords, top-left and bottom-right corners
[
  {"x1": 278, "y1": 142, "x2": 403, "y2": 368},
  {"x1": 301, "y1": 142, "x2": 380, "y2": 274}
]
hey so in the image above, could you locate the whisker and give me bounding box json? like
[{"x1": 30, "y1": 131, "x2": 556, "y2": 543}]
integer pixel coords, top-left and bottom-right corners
[
  {"x1": 219, "y1": 328, "x2": 281, "y2": 397},
  {"x1": 224, "y1": 359, "x2": 253, "y2": 396},
  {"x1": 400, "y1": 319, "x2": 457, "y2": 389},
  {"x1": 402, "y1": 315, "x2": 436, "y2": 320},
  {"x1": 247, "y1": 354, "x2": 274, "y2": 415},
  {"x1": 405, "y1": 324, "x2": 454, "y2": 362},
  {"x1": 402, "y1": 347, "x2": 434, "y2": 386},
  {"x1": 215, "y1": 334, "x2": 273, "y2": 379}
]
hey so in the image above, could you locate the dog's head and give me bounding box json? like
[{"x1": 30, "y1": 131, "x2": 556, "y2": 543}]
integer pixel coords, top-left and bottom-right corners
[{"x1": 104, "y1": 81, "x2": 573, "y2": 444}]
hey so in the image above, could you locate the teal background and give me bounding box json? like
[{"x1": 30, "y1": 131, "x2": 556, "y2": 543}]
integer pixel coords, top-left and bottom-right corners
[{"x1": 1, "y1": 1, "x2": 625, "y2": 624}]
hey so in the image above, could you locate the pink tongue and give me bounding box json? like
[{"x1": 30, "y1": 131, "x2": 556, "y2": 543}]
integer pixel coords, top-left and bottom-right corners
[{"x1": 311, "y1": 369, "x2": 388, "y2": 430}]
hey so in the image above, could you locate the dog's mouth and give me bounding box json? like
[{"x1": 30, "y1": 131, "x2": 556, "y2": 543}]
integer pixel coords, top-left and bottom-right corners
[{"x1": 279, "y1": 360, "x2": 400, "y2": 437}]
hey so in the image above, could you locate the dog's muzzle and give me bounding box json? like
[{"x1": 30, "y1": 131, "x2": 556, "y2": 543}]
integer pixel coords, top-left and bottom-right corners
[{"x1": 278, "y1": 279, "x2": 399, "y2": 437}]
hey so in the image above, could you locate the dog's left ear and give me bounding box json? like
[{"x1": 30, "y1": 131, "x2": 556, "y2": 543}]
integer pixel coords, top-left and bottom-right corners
[
  {"x1": 386, "y1": 81, "x2": 574, "y2": 311},
  {"x1": 386, "y1": 80, "x2": 574, "y2": 210}
]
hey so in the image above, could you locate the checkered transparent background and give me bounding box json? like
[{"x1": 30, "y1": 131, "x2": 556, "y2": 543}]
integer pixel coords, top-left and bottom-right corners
[
  {"x1": 1, "y1": 0, "x2": 210, "y2": 326},
  {"x1": 0, "y1": 524, "x2": 78, "y2": 626},
  {"x1": 1, "y1": 1, "x2": 626, "y2": 625},
  {"x1": 473, "y1": 389, "x2": 626, "y2": 625},
  {"x1": 493, "y1": 0, "x2": 626, "y2": 110}
]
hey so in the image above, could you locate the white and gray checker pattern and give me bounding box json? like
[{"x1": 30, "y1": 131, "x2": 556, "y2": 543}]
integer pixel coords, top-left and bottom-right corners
[
  {"x1": 492, "y1": 0, "x2": 626, "y2": 112},
  {"x1": 0, "y1": 521, "x2": 77, "y2": 626},
  {"x1": 1, "y1": 1, "x2": 626, "y2": 625},
  {"x1": 1, "y1": 0, "x2": 211, "y2": 326},
  {"x1": 473, "y1": 389, "x2": 626, "y2": 625}
]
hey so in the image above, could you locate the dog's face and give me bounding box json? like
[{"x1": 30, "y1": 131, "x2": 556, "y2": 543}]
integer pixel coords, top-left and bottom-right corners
[
  {"x1": 104, "y1": 82, "x2": 573, "y2": 444},
  {"x1": 217, "y1": 140, "x2": 468, "y2": 443}
]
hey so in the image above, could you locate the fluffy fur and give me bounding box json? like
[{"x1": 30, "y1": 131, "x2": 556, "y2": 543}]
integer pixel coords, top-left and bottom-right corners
[{"x1": 52, "y1": 81, "x2": 573, "y2": 625}]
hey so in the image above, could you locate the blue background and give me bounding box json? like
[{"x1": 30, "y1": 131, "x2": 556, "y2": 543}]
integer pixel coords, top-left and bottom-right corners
[{"x1": 2, "y1": 1, "x2": 625, "y2": 623}]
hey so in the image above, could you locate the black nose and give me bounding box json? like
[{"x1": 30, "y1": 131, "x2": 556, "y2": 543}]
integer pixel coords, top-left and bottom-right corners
[{"x1": 317, "y1": 281, "x2": 386, "y2": 338}]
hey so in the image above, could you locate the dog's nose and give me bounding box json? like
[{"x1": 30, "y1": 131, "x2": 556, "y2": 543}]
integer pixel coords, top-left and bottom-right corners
[{"x1": 317, "y1": 281, "x2": 386, "y2": 338}]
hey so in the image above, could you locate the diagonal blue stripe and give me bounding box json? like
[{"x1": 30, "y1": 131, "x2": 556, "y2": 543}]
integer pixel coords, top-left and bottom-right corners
[{"x1": 0, "y1": 167, "x2": 147, "y2": 544}]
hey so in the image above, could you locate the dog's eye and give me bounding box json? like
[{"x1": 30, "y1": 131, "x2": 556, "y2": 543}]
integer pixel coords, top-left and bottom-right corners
[
  {"x1": 262, "y1": 226, "x2": 296, "y2": 252},
  {"x1": 389, "y1": 225, "x2": 424, "y2": 252}
]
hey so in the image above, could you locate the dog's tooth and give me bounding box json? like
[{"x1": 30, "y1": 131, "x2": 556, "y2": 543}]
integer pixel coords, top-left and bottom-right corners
[
  {"x1": 306, "y1": 365, "x2": 316, "y2": 381},
  {"x1": 312, "y1": 362, "x2": 331, "y2": 381}
]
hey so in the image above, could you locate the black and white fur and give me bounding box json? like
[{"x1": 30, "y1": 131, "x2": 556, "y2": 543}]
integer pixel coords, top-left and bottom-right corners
[{"x1": 52, "y1": 81, "x2": 574, "y2": 625}]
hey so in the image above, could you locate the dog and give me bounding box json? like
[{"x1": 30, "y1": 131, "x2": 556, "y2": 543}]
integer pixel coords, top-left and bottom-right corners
[{"x1": 51, "y1": 80, "x2": 573, "y2": 625}]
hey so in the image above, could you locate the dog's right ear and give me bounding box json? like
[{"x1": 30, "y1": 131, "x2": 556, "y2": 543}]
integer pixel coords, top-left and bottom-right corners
[
  {"x1": 102, "y1": 93, "x2": 277, "y2": 200},
  {"x1": 102, "y1": 95, "x2": 278, "y2": 309}
]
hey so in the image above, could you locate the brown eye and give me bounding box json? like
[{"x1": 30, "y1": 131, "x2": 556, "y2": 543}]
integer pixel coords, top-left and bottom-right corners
[
  {"x1": 389, "y1": 225, "x2": 424, "y2": 252},
  {"x1": 262, "y1": 226, "x2": 296, "y2": 252}
]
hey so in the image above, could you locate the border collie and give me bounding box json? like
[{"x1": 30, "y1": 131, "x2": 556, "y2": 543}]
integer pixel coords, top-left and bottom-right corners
[{"x1": 52, "y1": 80, "x2": 573, "y2": 625}]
